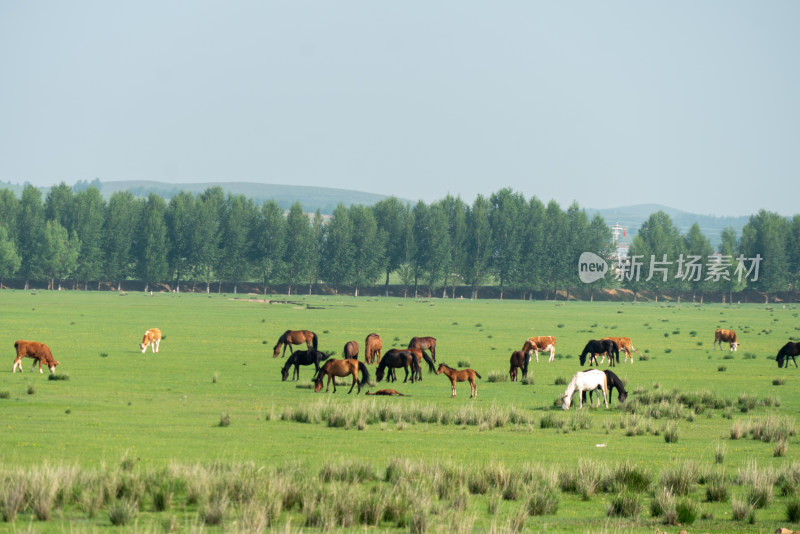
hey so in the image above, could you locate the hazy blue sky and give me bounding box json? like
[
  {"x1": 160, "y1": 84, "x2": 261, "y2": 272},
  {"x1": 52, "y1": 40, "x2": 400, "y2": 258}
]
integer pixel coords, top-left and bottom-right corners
[{"x1": 1, "y1": 2, "x2": 798, "y2": 216}]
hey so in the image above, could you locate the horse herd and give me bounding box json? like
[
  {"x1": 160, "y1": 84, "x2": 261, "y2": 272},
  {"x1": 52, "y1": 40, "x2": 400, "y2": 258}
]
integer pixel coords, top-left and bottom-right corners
[
  {"x1": 10, "y1": 325, "x2": 799, "y2": 408},
  {"x1": 273, "y1": 330, "x2": 481, "y2": 397},
  {"x1": 269, "y1": 327, "x2": 800, "y2": 408}
]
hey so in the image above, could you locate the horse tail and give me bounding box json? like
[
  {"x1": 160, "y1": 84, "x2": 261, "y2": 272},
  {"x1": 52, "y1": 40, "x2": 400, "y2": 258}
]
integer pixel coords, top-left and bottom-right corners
[
  {"x1": 422, "y1": 351, "x2": 435, "y2": 374},
  {"x1": 358, "y1": 361, "x2": 370, "y2": 387},
  {"x1": 474, "y1": 371, "x2": 482, "y2": 380},
  {"x1": 312, "y1": 332, "x2": 318, "y2": 350}
]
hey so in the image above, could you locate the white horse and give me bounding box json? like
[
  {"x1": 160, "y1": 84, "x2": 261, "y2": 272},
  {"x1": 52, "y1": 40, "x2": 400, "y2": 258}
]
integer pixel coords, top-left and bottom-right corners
[{"x1": 561, "y1": 369, "x2": 608, "y2": 410}]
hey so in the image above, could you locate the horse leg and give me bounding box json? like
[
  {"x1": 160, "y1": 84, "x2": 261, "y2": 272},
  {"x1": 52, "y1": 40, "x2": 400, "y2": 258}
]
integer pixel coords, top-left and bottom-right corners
[
  {"x1": 403, "y1": 365, "x2": 409, "y2": 383},
  {"x1": 471, "y1": 378, "x2": 477, "y2": 399},
  {"x1": 348, "y1": 372, "x2": 357, "y2": 394},
  {"x1": 451, "y1": 379, "x2": 457, "y2": 398}
]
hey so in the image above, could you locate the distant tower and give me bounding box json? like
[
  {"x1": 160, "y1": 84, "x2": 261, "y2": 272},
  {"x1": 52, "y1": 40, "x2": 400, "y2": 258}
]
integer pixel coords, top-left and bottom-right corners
[{"x1": 611, "y1": 222, "x2": 624, "y2": 244}]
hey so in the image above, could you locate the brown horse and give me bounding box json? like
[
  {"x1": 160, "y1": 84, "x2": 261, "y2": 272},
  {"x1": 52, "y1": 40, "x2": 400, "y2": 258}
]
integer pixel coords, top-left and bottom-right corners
[
  {"x1": 273, "y1": 330, "x2": 318, "y2": 358},
  {"x1": 408, "y1": 336, "x2": 437, "y2": 361},
  {"x1": 366, "y1": 389, "x2": 408, "y2": 396},
  {"x1": 365, "y1": 333, "x2": 383, "y2": 364},
  {"x1": 509, "y1": 350, "x2": 528, "y2": 381},
  {"x1": 313, "y1": 358, "x2": 370, "y2": 394},
  {"x1": 342, "y1": 340, "x2": 359, "y2": 359},
  {"x1": 436, "y1": 363, "x2": 481, "y2": 399}
]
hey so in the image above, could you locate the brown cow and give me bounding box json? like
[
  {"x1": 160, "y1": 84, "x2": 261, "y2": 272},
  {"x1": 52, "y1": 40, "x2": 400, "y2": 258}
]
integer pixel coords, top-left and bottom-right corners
[
  {"x1": 364, "y1": 333, "x2": 382, "y2": 364},
  {"x1": 522, "y1": 336, "x2": 557, "y2": 363},
  {"x1": 13, "y1": 341, "x2": 60, "y2": 374},
  {"x1": 601, "y1": 337, "x2": 637, "y2": 363},
  {"x1": 140, "y1": 328, "x2": 162, "y2": 353},
  {"x1": 714, "y1": 329, "x2": 739, "y2": 351}
]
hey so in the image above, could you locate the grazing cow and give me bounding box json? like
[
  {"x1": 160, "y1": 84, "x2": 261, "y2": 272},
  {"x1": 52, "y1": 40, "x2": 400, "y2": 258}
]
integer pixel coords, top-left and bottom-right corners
[
  {"x1": 365, "y1": 333, "x2": 383, "y2": 364},
  {"x1": 522, "y1": 336, "x2": 556, "y2": 363},
  {"x1": 13, "y1": 341, "x2": 60, "y2": 374},
  {"x1": 714, "y1": 329, "x2": 739, "y2": 351},
  {"x1": 601, "y1": 337, "x2": 637, "y2": 364},
  {"x1": 140, "y1": 328, "x2": 162, "y2": 353}
]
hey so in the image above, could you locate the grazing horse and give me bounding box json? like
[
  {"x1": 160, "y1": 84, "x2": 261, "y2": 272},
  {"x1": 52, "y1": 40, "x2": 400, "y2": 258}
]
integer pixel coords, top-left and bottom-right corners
[
  {"x1": 509, "y1": 350, "x2": 529, "y2": 381},
  {"x1": 582, "y1": 369, "x2": 628, "y2": 406},
  {"x1": 714, "y1": 329, "x2": 739, "y2": 351},
  {"x1": 396, "y1": 347, "x2": 436, "y2": 381},
  {"x1": 601, "y1": 337, "x2": 637, "y2": 364},
  {"x1": 366, "y1": 389, "x2": 408, "y2": 396},
  {"x1": 13, "y1": 341, "x2": 60, "y2": 374},
  {"x1": 313, "y1": 358, "x2": 370, "y2": 394},
  {"x1": 280, "y1": 348, "x2": 332, "y2": 381},
  {"x1": 777, "y1": 342, "x2": 800, "y2": 368},
  {"x1": 365, "y1": 333, "x2": 383, "y2": 364},
  {"x1": 408, "y1": 336, "x2": 437, "y2": 361},
  {"x1": 375, "y1": 350, "x2": 422, "y2": 383},
  {"x1": 579, "y1": 339, "x2": 619, "y2": 367},
  {"x1": 436, "y1": 363, "x2": 481, "y2": 399},
  {"x1": 522, "y1": 335, "x2": 557, "y2": 363},
  {"x1": 561, "y1": 369, "x2": 608, "y2": 410},
  {"x1": 273, "y1": 329, "x2": 318, "y2": 358},
  {"x1": 342, "y1": 340, "x2": 359, "y2": 360},
  {"x1": 140, "y1": 328, "x2": 162, "y2": 353}
]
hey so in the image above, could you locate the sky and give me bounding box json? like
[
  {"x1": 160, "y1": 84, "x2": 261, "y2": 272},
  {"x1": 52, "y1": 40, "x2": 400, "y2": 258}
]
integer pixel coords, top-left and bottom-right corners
[{"x1": 1, "y1": 1, "x2": 798, "y2": 216}]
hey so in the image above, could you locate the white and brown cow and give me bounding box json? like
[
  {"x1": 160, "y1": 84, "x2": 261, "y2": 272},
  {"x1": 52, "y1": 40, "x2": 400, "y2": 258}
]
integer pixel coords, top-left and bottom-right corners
[
  {"x1": 140, "y1": 328, "x2": 162, "y2": 353},
  {"x1": 714, "y1": 329, "x2": 739, "y2": 351},
  {"x1": 601, "y1": 336, "x2": 638, "y2": 363},
  {"x1": 522, "y1": 335, "x2": 557, "y2": 363},
  {"x1": 13, "y1": 340, "x2": 60, "y2": 374}
]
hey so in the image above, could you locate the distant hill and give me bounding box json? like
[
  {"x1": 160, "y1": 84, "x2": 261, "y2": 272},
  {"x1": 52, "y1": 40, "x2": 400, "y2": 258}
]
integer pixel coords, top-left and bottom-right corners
[
  {"x1": 0, "y1": 180, "x2": 752, "y2": 247},
  {"x1": 587, "y1": 204, "x2": 750, "y2": 248},
  {"x1": 98, "y1": 180, "x2": 406, "y2": 213}
]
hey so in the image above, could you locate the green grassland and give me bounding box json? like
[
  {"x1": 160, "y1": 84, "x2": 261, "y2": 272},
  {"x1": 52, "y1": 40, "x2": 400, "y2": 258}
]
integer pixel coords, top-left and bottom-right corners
[{"x1": 1, "y1": 291, "x2": 799, "y2": 532}]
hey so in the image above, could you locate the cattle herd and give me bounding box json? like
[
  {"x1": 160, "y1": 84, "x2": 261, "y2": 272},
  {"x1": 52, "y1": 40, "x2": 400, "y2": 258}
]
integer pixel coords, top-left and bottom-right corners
[{"x1": 10, "y1": 326, "x2": 793, "y2": 407}]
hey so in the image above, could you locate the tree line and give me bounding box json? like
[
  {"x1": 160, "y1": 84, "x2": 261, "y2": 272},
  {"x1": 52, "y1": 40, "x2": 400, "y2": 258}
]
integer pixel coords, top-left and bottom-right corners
[{"x1": 0, "y1": 183, "x2": 797, "y2": 300}]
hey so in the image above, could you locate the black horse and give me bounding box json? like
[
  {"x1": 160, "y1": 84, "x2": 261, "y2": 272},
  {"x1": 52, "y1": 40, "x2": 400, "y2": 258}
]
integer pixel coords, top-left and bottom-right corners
[
  {"x1": 581, "y1": 369, "x2": 628, "y2": 406},
  {"x1": 375, "y1": 350, "x2": 422, "y2": 383},
  {"x1": 777, "y1": 342, "x2": 800, "y2": 368},
  {"x1": 579, "y1": 339, "x2": 619, "y2": 367},
  {"x1": 280, "y1": 348, "x2": 332, "y2": 381},
  {"x1": 392, "y1": 348, "x2": 435, "y2": 382}
]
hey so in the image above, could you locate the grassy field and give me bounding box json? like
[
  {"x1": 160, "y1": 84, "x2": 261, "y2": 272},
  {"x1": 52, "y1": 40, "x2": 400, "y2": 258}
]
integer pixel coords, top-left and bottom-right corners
[{"x1": 1, "y1": 291, "x2": 799, "y2": 532}]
